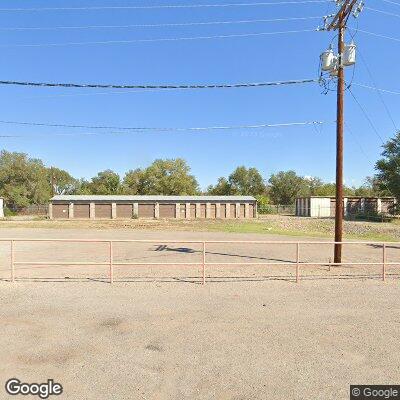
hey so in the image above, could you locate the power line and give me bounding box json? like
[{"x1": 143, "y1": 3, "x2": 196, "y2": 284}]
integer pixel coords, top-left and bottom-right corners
[
  {"x1": 345, "y1": 123, "x2": 375, "y2": 167},
  {"x1": 348, "y1": 87, "x2": 386, "y2": 143},
  {"x1": 365, "y1": 6, "x2": 400, "y2": 18},
  {"x1": 345, "y1": 122, "x2": 396, "y2": 197},
  {"x1": 353, "y1": 82, "x2": 400, "y2": 96},
  {"x1": 0, "y1": 120, "x2": 328, "y2": 138},
  {"x1": 0, "y1": 78, "x2": 318, "y2": 90},
  {"x1": 0, "y1": 1, "x2": 331, "y2": 12},
  {"x1": 356, "y1": 28, "x2": 400, "y2": 43},
  {"x1": 0, "y1": 16, "x2": 324, "y2": 31},
  {"x1": 358, "y1": 51, "x2": 398, "y2": 131},
  {"x1": 377, "y1": 0, "x2": 400, "y2": 5},
  {"x1": 0, "y1": 28, "x2": 317, "y2": 47},
  {"x1": 348, "y1": 88, "x2": 400, "y2": 198}
]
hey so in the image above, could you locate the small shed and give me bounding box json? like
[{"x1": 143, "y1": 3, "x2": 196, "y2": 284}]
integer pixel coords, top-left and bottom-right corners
[{"x1": 296, "y1": 196, "x2": 396, "y2": 218}]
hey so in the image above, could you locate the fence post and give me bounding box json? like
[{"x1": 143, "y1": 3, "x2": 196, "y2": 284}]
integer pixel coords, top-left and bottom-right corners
[
  {"x1": 10, "y1": 240, "x2": 14, "y2": 282},
  {"x1": 109, "y1": 241, "x2": 113, "y2": 284},
  {"x1": 382, "y1": 243, "x2": 386, "y2": 282},
  {"x1": 202, "y1": 242, "x2": 206, "y2": 285},
  {"x1": 296, "y1": 243, "x2": 300, "y2": 283}
]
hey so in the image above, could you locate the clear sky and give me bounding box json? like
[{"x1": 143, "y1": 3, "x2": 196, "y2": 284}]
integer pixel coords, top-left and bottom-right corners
[{"x1": 0, "y1": 0, "x2": 399, "y2": 190}]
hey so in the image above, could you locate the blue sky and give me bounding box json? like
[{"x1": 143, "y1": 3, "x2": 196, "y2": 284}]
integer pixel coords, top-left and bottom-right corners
[{"x1": 0, "y1": 0, "x2": 399, "y2": 190}]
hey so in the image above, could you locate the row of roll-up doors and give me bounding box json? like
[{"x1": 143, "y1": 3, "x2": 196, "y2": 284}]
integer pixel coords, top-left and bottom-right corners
[{"x1": 52, "y1": 203, "x2": 254, "y2": 219}]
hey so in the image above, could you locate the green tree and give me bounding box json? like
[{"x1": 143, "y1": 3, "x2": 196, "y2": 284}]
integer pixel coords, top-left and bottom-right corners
[
  {"x1": 48, "y1": 167, "x2": 78, "y2": 195},
  {"x1": 255, "y1": 194, "x2": 272, "y2": 214},
  {"x1": 375, "y1": 132, "x2": 400, "y2": 198},
  {"x1": 303, "y1": 177, "x2": 324, "y2": 196},
  {"x1": 122, "y1": 168, "x2": 141, "y2": 194},
  {"x1": 88, "y1": 170, "x2": 121, "y2": 195},
  {"x1": 207, "y1": 166, "x2": 266, "y2": 196},
  {"x1": 123, "y1": 159, "x2": 199, "y2": 195},
  {"x1": 74, "y1": 179, "x2": 92, "y2": 195},
  {"x1": 228, "y1": 166, "x2": 266, "y2": 196},
  {"x1": 0, "y1": 150, "x2": 51, "y2": 209},
  {"x1": 206, "y1": 177, "x2": 231, "y2": 195},
  {"x1": 268, "y1": 171, "x2": 307, "y2": 204},
  {"x1": 314, "y1": 183, "x2": 336, "y2": 196},
  {"x1": 354, "y1": 176, "x2": 385, "y2": 197}
]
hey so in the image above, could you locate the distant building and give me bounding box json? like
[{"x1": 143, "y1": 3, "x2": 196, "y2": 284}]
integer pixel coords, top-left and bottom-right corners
[
  {"x1": 49, "y1": 195, "x2": 257, "y2": 220},
  {"x1": 295, "y1": 196, "x2": 396, "y2": 218}
]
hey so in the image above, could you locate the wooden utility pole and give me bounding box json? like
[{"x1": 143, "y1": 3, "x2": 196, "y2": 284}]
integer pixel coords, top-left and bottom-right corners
[
  {"x1": 334, "y1": 20, "x2": 345, "y2": 263},
  {"x1": 50, "y1": 167, "x2": 55, "y2": 196},
  {"x1": 327, "y1": 0, "x2": 357, "y2": 264}
]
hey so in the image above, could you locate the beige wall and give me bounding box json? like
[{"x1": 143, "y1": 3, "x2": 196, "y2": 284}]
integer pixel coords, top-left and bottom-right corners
[{"x1": 50, "y1": 201, "x2": 257, "y2": 220}]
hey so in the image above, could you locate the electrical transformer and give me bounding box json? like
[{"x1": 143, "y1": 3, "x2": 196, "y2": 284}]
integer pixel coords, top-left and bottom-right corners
[
  {"x1": 343, "y1": 42, "x2": 356, "y2": 66},
  {"x1": 320, "y1": 47, "x2": 336, "y2": 71}
]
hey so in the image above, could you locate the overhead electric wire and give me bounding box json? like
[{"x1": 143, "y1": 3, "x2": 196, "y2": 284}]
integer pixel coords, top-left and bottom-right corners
[
  {"x1": 345, "y1": 122, "x2": 376, "y2": 167},
  {"x1": 0, "y1": 28, "x2": 317, "y2": 47},
  {"x1": 345, "y1": 122, "x2": 396, "y2": 198},
  {"x1": 0, "y1": 1, "x2": 332, "y2": 12},
  {"x1": 0, "y1": 77, "x2": 318, "y2": 90},
  {"x1": 0, "y1": 120, "x2": 328, "y2": 138},
  {"x1": 377, "y1": 0, "x2": 400, "y2": 5},
  {"x1": 365, "y1": 6, "x2": 400, "y2": 18},
  {"x1": 348, "y1": 87, "x2": 385, "y2": 144},
  {"x1": 353, "y1": 82, "x2": 400, "y2": 96},
  {"x1": 0, "y1": 15, "x2": 324, "y2": 31},
  {"x1": 358, "y1": 51, "x2": 398, "y2": 131},
  {"x1": 348, "y1": 88, "x2": 400, "y2": 197},
  {"x1": 356, "y1": 28, "x2": 400, "y2": 43}
]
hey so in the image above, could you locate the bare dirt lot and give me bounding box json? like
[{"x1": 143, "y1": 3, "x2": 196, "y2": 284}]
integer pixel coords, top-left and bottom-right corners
[{"x1": 0, "y1": 228, "x2": 399, "y2": 399}]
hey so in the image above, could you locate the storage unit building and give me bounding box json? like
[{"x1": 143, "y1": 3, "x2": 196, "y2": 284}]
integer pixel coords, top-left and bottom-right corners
[
  {"x1": 296, "y1": 196, "x2": 396, "y2": 218},
  {"x1": 49, "y1": 195, "x2": 257, "y2": 220}
]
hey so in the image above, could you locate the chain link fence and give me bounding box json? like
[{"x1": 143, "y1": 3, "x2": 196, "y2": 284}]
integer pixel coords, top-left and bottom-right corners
[{"x1": 258, "y1": 204, "x2": 396, "y2": 222}]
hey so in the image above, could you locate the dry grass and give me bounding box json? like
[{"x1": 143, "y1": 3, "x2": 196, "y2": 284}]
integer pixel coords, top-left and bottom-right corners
[{"x1": 1, "y1": 215, "x2": 400, "y2": 241}]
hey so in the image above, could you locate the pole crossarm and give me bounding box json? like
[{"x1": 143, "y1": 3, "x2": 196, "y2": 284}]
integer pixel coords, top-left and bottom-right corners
[{"x1": 327, "y1": 0, "x2": 358, "y2": 30}]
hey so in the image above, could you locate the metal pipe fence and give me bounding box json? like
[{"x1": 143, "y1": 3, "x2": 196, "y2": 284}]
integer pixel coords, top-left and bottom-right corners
[{"x1": 1, "y1": 238, "x2": 399, "y2": 284}]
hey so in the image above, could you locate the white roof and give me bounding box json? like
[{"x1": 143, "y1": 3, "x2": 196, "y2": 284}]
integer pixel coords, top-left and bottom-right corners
[{"x1": 51, "y1": 195, "x2": 256, "y2": 202}]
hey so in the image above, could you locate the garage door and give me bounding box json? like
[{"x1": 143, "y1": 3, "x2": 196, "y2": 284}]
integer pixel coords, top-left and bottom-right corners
[
  {"x1": 138, "y1": 204, "x2": 154, "y2": 218},
  {"x1": 74, "y1": 204, "x2": 90, "y2": 219},
  {"x1": 220, "y1": 204, "x2": 226, "y2": 218},
  {"x1": 190, "y1": 204, "x2": 196, "y2": 218},
  {"x1": 249, "y1": 204, "x2": 255, "y2": 218},
  {"x1": 159, "y1": 204, "x2": 175, "y2": 218},
  {"x1": 209, "y1": 204, "x2": 216, "y2": 219},
  {"x1": 95, "y1": 204, "x2": 112, "y2": 219},
  {"x1": 180, "y1": 204, "x2": 186, "y2": 219},
  {"x1": 117, "y1": 204, "x2": 133, "y2": 219},
  {"x1": 199, "y1": 204, "x2": 206, "y2": 218},
  {"x1": 53, "y1": 204, "x2": 69, "y2": 219},
  {"x1": 230, "y1": 204, "x2": 236, "y2": 218}
]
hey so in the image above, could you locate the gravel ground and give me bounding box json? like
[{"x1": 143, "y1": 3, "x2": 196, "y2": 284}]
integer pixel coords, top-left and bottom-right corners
[
  {"x1": 261, "y1": 215, "x2": 400, "y2": 239},
  {"x1": 0, "y1": 228, "x2": 399, "y2": 399},
  {"x1": 1, "y1": 279, "x2": 400, "y2": 399},
  {"x1": 0, "y1": 228, "x2": 399, "y2": 282}
]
